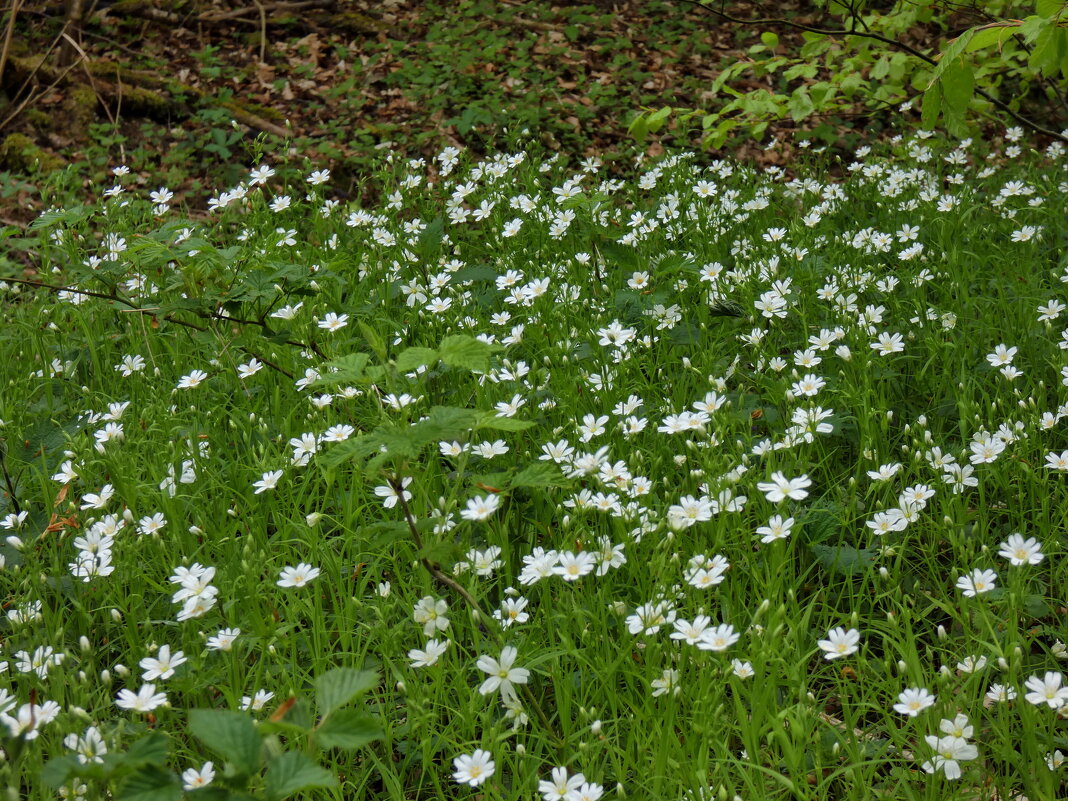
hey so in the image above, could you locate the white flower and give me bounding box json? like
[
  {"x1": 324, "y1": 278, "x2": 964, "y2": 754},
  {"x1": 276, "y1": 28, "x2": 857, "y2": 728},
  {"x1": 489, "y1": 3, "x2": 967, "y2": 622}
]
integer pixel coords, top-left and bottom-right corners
[
  {"x1": 277, "y1": 563, "x2": 321, "y2": 588},
  {"x1": 253, "y1": 470, "x2": 283, "y2": 494},
  {"x1": 696, "y1": 623, "x2": 740, "y2": 652},
  {"x1": 453, "y1": 749, "x2": 495, "y2": 787},
  {"x1": 998, "y1": 533, "x2": 1044, "y2": 566},
  {"x1": 894, "y1": 687, "x2": 935, "y2": 717},
  {"x1": 408, "y1": 639, "x2": 448, "y2": 668},
  {"x1": 182, "y1": 762, "x2": 215, "y2": 791},
  {"x1": 756, "y1": 472, "x2": 811, "y2": 503},
  {"x1": 115, "y1": 684, "x2": 168, "y2": 713},
  {"x1": 921, "y1": 735, "x2": 977, "y2": 780},
  {"x1": 476, "y1": 646, "x2": 530, "y2": 699},
  {"x1": 817, "y1": 627, "x2": 860, "y2": 660},
  {"x1": 1024, "y1": 672, "x2": 1068, "y2": 708},
  {"x1": 139, "y1": 645, "x2": 187, "y2": 681},
  {"x1": 955, "y1": 568, "x2": 997, "y2": 597},
  {"x1": 460, "y1": 493, "x2": 500, "y2": 521}
]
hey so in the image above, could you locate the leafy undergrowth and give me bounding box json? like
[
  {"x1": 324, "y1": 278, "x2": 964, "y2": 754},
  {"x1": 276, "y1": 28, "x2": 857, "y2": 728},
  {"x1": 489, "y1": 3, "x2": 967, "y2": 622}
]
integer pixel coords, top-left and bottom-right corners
[{"x1": 0, "y1": 128, "x2": 1067, "y2": 800}]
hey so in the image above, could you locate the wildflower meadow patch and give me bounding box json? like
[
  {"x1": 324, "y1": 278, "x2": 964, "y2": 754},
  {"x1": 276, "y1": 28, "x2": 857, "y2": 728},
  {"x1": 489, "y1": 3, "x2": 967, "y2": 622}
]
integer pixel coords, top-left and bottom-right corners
[{"x1": 0, "y1": 129, "x2": 1066, "y2": 800}]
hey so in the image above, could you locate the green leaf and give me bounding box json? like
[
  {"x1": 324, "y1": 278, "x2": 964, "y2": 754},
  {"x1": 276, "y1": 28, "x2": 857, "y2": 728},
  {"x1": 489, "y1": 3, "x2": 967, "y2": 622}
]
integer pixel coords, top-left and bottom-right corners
[
  {"x1": 966, "y1": 24, "x2": 1019, "y2": 53},
  {"x1": 315, "y1": 708, "x2": 385, "y2": 750},
  {"x1": 760, "y1": 31, "x2": 779, "y2": 48},
  {"x1": 41, "y1": 755, "x2": 82, "y2": 788},
  {"x1": 1036, "y1": 0, "x2": 1063, "y2": 18},
  {"x1": 451, "y1": 263, "x2": 499, "y2": 283},
  {"x1": 1029, "y1": 25, "x2": 1065, "y2": 74},
  {"x1": 394, "y1": 347, "x2": 438, "y2": 373},
  {"x1": 358, "y1": 320, "x2": 388, "y2": 363},
  {"x1": 314, "y1": 352, "x2": 370, "y2": 387},
  {"x1": 188, "y1": 709, "x2": 262, "y2": 776},
  {"x1": 941, "y1": 61, "x2": 975, "y2": 117},
  {"x1": 787, "y1": 88, "x2": 815, "y2": 121},
  {"x1": 122, "y1": 733, "x2": 170, "y2": 769},
  {"x1": 437, "y1": 335, "x2": 501, "y2": 372},
  {"x1": 265, "y1": 752, "x2": 338, "y2": 801},
  {"x1": 809, "y1": 544, "x2": 876, "y2": 576},
  {"x1": 510, "y1": 461, "x2": 567, "y2": 489},
  {"x1": 921, "y1": 82, "x2": 942, "y2": 129},
  {"x1": 475, "y1": 411, "x2": 535, "y2": 432},
  {"x1": 116, "y1": 766, "x2": 182, "y2": 801},
  {"x1": 315, "y1": 667, "x2": 379, "y2": 717}
]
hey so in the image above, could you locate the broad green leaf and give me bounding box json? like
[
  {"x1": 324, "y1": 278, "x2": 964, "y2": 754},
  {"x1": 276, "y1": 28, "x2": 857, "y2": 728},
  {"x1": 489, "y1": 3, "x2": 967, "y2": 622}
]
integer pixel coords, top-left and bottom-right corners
[
  {"x1": 1029, "y1": 25, "x2": 1065, "y2": 74},
  {"x1": 511, "y1": 461, "x2": 567, "y2": 489},
  {"x1": 315, "y1": 667, "x2": 379, "y2": 717},
  {"x1": 810, "y1": 544, "x2": 876, "y2": 576},
  {"x1": 451, "y1": 263, "x2": 499, "y2": 283},
  {"x1": 394, "y1": 347, "x2": 438, "y2": 373},
  {"x1": 475, "y1": 412, "x2": 535, "y2": 432},
  {"x1": 315, "y1": 708, "x2": 385, "y2": 750},
  {"x1": 929, "y1": 29, "x2": 976, "y2": 84},
  {"x1": 188, "y1": 709, "x2": 262, "y2": 776},
  {"x1": 788, "y1": 88, "x2": 815, "y2": 121},
  {"x1": 966, "y1": 24, "x2": 1019, "y2": 53},
  {"x1": 121, "y1": 733, "x2": 170, "y2": 769},
  {"x1": 921, "y1": 82, "x2": 943, "y2": 129},
  {"x1": 40, "y1": 755, "x2": 81, "y2": 788},
  {"x1": 265, "y1": 752, "x2": 338, "y2": 801},
  {"x1": 116, "y1": 766, "x2": 182, "y2": 801},
  {"x1": 314, "y1": 352, "x2": 370, "y2": 387},
  {"x1": 1036, "y1": 0, "x2": 1063, "y2": 18},
  {"x1": 760, "y1": 31, "x2": 779, "y2": 48},
  {"x1": 941, "y1": 61, "x2": 975, "y2": 117},
  {"x1": 438, "y1": 335, "x2": 501, "y2": 372}
]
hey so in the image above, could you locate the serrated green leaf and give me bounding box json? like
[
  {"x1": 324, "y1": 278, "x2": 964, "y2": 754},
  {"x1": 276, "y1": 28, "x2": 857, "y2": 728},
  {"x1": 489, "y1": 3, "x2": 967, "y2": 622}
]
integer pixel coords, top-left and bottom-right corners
[
  {"x1": 315, "y1": 708, "x2": 385, "y2": 750},
  {"x1": 810, "y1": 544, "x2": 876, "y2": 576},
  {"x1": 451, "y1": 264, "x2": 499, "y2": 283},
  {"x1": 941, "y1": 61, "x2": 975, "y2": 116},
  {"x1": 265, "y1": 752, "x2": 338, "y2": 801},
  {"x1": 116, "y1": 765, "x2": 181, "y2": 801},
  {"x1": 475, "y1": 412, "x2": 535, "y2": 432},
  {"x1": 122, "y1": 733, "x2": 170, "y2": 769},
  {"x1": 188, "y1": 709, "x2": 262, "y2": 776},
  {"x1": 510, "y1": 461, "x2": 566, "y2": 489},
  {"x1": 921, "y1": 83, "x2": 942, "y2": 129},
  {"x1": 1029, "y1": 25, "x2": 1065, "y2": 74},
  {"x1": 437, "y1": 335, "x2": 501, "y2": 372},
  {"x1": 395, "y1": 347, "x2": 438, "y2": 373},
  {"x1": 41, "y1": 755, "x2": 82, "y2": 789},
  {"x1": 315, "y1": 667, "x2": 379, "y2": 717},
  {"x1": 314, "y1": 353, "x2": 370, "y2": 387}
]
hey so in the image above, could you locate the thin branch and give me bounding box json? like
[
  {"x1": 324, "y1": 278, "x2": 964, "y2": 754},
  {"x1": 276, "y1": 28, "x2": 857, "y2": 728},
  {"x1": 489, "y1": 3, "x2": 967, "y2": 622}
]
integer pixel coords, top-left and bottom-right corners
[
  {"x1": 0, "y1": 0, "x2": 23, "y2": 86},
  {"x1": 667, "y1": 0, "x2": 1068, "y2": 142},
  {"x1": 3, "y1": 276, "x2": 301, "y2": 378}
]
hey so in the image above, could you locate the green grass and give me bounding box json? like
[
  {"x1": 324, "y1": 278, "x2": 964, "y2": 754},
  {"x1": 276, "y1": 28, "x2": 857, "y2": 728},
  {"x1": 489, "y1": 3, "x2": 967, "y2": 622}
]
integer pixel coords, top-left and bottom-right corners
[{"x1": 0, "y1": 127, "x2": 1066, "y2": 801}]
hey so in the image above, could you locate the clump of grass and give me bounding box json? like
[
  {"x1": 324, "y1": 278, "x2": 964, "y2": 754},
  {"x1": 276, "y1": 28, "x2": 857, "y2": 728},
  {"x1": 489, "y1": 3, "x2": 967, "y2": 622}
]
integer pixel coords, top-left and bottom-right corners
[{"x1": 0, "y1": 127, "x2": 1066, "y2": 801}]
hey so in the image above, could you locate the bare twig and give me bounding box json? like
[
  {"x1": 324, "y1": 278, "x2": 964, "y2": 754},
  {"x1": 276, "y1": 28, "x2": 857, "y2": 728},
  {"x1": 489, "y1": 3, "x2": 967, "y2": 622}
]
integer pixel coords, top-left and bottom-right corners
[
  {"x1": 0, "y1": 0, "x2": 23, "y2": 86},
  {"x1": 0, "y1": 276, "x2": 323, "y2": 376},
  {"x1": 667, "y1": 0, "x2": 1068, "y2": 142}
]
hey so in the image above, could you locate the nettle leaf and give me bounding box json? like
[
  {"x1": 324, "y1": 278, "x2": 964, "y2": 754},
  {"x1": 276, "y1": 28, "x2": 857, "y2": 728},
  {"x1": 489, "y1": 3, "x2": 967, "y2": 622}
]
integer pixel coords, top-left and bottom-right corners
[
  {"x1": 395, "y1": 347, "x2": 438, "y2": 373},
  {"x1": 315, "y1": 708, "x2": 385, "y2": 750},
  {"x1": 810, "y1": 544, "x2": 876, "y2": 576},
  {"x1": 116, "y1": 766, "x2": 181, "y2": 801},
  {"x1": 41, "y1": 755, "x2": 82, "y2": 788},
  {"x1": 315, "y1": 353, "x2": 370, "y2": 387},
  {"x1": 122, "y1": 733, "x2": 170, "y2": 769},
  {"x1": 438, "y1": 335, "x2": 501, "y2": 372},
  {"x1": 265, "y1": 752, "x2": 337, "y2": 801},
  {"x1": 475, "y1": 411, "x2": 535, "y2": 432},
  {"x1": 188, "y1": 709, "x2": 262, "y2": 776},
  {"x1": 510, "y1": 461, "x2": 567, "y2": 489},
  {"x1": 315, "y1": 667, "x2": 379, "y2": 717}
]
